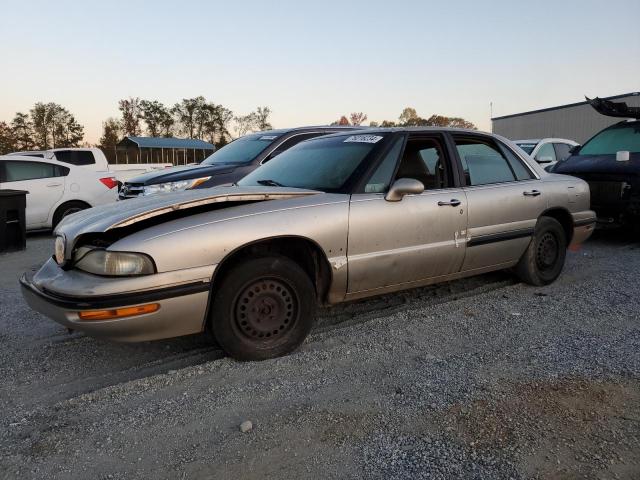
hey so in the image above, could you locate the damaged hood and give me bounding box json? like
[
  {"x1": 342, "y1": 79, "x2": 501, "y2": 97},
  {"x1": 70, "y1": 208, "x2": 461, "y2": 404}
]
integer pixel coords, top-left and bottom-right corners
[{"x1": 55, "y1": 186, "x2": 320, "y2": 247}]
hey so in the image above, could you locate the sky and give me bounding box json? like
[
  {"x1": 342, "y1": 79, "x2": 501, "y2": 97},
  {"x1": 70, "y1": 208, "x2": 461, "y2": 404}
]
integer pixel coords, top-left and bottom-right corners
[{"x1": 1, "y1": 0, "x2": 639, "y2": 144}]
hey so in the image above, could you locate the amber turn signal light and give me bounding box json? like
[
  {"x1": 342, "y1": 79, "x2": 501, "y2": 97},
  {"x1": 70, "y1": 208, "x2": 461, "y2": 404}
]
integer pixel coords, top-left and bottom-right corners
[{"x1": 78, "y1": 303, "x2": 160, "y2": 321}]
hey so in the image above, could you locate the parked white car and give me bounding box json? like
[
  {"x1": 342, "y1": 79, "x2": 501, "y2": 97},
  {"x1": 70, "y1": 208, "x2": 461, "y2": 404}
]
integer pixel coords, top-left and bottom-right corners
[
  {"x1": 514, "y1": 138, "x2": 578, "y2": 169},
  {"x1": 8, "y1": 148, "x2": 172, "y2": 183},
  {"x1": 0, "y1": 155, "x2": 118, "y2": 230}
]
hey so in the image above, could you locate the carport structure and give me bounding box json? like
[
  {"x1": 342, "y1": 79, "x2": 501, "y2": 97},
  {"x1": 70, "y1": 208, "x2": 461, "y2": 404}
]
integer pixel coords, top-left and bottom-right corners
[{"x1": 115, "y1": 136, "x2": 215, "y2": 165}]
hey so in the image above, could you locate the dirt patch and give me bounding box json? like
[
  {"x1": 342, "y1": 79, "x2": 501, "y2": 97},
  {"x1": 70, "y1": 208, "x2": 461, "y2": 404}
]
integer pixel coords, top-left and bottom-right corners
[{"x1": 442, "y1": 378, "x2": 640, "y2": 479}]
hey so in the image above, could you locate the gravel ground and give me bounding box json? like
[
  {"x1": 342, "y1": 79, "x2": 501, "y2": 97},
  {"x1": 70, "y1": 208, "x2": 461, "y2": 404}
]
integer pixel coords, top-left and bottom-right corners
[{"x1": 0, "y1": 231, "x2": 638, "y2": 479}]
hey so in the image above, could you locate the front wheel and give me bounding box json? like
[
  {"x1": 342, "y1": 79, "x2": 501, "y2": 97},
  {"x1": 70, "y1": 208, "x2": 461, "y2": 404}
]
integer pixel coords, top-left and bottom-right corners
[
  {"x1": 210, "y1": 256, "x2": 316, "y2": 361},
  {"x1": 515, "y1": 217, "x2": 567, "y2": 286}
]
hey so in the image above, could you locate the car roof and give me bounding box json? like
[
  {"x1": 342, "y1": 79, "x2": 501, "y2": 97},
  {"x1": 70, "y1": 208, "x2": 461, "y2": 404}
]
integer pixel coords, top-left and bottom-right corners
[
  {"x1": 1, "y1": 154, "x2": 56, "y2": 163},
  {"x1": 514, "y1": 138, "x2": 578, "y2": 144},
  {"x1": 314, "y1": 126, "x2": 491, "y2": 138},
  {"x1": 251, "y1": 126, "x2": 360, "y2": 136}
]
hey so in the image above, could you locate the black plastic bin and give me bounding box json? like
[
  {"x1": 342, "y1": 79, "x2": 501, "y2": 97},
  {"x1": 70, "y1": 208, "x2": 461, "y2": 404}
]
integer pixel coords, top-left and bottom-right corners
[{"x1": 0, "y1": 189, "x2": 28, "y2": 252}]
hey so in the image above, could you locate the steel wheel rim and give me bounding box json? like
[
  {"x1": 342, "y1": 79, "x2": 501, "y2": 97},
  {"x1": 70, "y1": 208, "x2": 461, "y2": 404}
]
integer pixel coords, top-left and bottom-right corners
[
  {"x1": 234, "y1": 277, "x2": 298, "y2": 342},
  {"x1": 536, "y1": 232, "x2": 559, "y2": 271}
]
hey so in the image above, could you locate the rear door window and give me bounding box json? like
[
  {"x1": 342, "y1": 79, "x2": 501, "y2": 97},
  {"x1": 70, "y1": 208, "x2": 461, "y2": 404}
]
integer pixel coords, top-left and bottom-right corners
[
  {"x1": 3, "y1": 161, "x2": 68, "y2": 182},
  {"x1": 54, "y1": 150, "x2": 96, "y2": 166},
  {"x1": 453, "y1": 136, "x2": 516, "y2": 186}
]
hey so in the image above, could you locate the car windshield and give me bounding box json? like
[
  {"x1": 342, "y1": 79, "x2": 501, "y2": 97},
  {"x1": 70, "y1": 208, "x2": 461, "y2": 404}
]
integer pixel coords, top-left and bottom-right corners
[
  {"x1": 238, "y1": 133, "x2": 386, "y2": 192},
  {"x1": 579, "y1": 123, "x2": 640, "y2": 155},
  {"x1": 516, "y1": 142, "x2": 538, "y2": 154},
  {"x1": 201, "y1": 133, "x2": 282, "y2": 165}
]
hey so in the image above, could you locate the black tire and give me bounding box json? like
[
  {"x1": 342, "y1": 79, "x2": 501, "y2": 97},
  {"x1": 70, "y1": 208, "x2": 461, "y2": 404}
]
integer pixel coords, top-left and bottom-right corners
[
  {"x1": 210, "y1": 255, "x2": 316, "y2": 361},
  {"x1": 515, "y1": 216, "x2": 567, "y2": 286},
  {"x1": 52, "y1": 201, "x2": 90, "y2": 229}
]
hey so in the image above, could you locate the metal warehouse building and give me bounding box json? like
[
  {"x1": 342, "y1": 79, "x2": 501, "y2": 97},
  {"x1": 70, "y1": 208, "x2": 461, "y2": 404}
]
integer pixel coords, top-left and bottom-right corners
[{"x1": 492, "y1": 92, "x2": 640, "y2": 144}]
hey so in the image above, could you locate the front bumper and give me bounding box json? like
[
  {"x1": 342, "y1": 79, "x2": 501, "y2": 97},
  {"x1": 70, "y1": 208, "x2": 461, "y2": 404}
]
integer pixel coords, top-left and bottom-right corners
[
  {"x1": 570, "y1": 211, "x2": 597, "y2": 247},
  {"x1": 20, "y1": 263, "x2": 213, "y2": 342}
]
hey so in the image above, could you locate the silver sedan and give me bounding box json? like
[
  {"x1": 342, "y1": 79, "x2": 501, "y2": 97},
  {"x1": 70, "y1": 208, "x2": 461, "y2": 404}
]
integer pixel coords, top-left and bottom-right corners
[{"x1": 21, "y1": 128, "x2": 596, "y2": 360}]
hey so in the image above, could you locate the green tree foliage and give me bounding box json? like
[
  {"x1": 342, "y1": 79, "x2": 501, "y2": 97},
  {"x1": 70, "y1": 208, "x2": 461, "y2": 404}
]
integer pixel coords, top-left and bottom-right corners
[
  {"x1": 255, "y1": 106, "x2": 272, "y2": 130},
  {"x1": 0, "y1": 121, "x2": 15, "y2": 154},
  {"x1": 29, "y1": 102, "x2": 84, "y2": 149},
  {"x1": 172, "y1": 96, "x2": 205, "y2": 139},
  {"x1": 99, "y1": 118, "x2": 121, "y2": 148},
  {"x1": 375, "y1": 107, "x2": 477, "y2": 130},
  {"x1": 140, "y1": 100, "x2": 173, "y2": 137},
  {"x1": 10, "y1": 112, "x2": 34, "y2": 150},
  {"x1": 118, "y1": 97, "x2": 143, "y2": 136}
]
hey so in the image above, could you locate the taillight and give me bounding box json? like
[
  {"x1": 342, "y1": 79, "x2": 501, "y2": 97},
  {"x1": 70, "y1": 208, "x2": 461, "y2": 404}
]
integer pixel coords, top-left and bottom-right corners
[{"x1": 99, "y1": 177, "x2": 118, "y2": 189}]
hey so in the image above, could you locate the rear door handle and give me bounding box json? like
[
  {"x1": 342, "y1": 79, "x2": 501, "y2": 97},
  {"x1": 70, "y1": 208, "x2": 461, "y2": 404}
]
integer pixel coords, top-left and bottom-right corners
[
  {"x1": 523, "y1": 190, "x2": 541, "y2": 197},
  {"x1": 438, "y1": 199, "x2": 462, "y2": 207},
  {"x1": 47, "y1": 183, "x2": 62, "y2": 187}
]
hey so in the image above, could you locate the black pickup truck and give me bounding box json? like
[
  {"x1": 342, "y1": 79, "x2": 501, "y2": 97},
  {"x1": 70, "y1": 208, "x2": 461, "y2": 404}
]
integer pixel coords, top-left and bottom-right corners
[
  {"x1": 119, "y1": 126, "x2": 356, "y2": 199},
  {"x1": 553, "y1": 96, "x2": 640, "y2": 228}
]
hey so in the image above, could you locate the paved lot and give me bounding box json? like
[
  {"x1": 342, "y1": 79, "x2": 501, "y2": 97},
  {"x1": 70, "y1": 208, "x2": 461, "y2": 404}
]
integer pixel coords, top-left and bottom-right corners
[{"x1": 0, "y1": 232, "x2": 639, "y2": 479}]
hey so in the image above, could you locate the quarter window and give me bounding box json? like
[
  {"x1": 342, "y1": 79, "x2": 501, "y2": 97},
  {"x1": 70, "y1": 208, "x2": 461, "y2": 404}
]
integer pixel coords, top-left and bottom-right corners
[
  {"x1": 2, "y1": 161, "x2": 68, "y2": 182},
  {"x1": 454, "y1": 137, "x2": 517, "y2": 186},
  {"x1": 499, "y1": 143, "x2": 533, "y2": 180}
]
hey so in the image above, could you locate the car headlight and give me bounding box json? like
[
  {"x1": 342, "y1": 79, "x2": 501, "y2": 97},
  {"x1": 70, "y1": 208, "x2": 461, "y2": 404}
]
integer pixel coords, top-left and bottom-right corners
[
  {"x1": 75, "y1": 250, "x2": 156, "y2": 276},
  {"x1": 142, "y1": 177, "x2": 210, "y2": 195}
]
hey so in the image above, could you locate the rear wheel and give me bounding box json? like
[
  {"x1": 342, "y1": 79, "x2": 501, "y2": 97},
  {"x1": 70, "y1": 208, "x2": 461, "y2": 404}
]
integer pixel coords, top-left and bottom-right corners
[
  {"x1": 52, "y1": 201, "x2": 90, "y2": 229},
  {"x1": 210, "y1": 255, "x2": 316, "y2": 361},
  {"x1": 515, "y1": 216, "x2": 567, "y2": 286}
]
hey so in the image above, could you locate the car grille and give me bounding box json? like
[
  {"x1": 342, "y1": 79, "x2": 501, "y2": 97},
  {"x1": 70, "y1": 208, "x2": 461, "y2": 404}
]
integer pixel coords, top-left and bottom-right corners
[
  {"x1": 118, "y1": 183, "x2": 145, "y2": 199},
  {"x1": 587, "y1": 181, "x2": 626, "y2": 205}
]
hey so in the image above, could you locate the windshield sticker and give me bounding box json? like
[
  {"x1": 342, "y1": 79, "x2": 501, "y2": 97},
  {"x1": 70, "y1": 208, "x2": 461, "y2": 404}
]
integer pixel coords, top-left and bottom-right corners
[
  {"x1": 259, "y1": 135, "x2": 278, "y2": 140},
  {"x1": 344, "y1": 135, "x2": 383, "y2": 144}
]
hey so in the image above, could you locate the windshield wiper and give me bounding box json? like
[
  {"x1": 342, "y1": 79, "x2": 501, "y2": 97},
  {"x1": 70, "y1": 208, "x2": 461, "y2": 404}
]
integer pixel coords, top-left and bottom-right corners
[{"x1": 256, "y1": 179, "x2": 284, "y2": 187}]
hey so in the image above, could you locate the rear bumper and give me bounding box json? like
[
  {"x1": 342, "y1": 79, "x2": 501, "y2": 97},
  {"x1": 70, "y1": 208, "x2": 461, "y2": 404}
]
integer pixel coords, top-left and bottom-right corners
[{"x1": 20, "y1": 271, "x2": 211, "y2": 342}]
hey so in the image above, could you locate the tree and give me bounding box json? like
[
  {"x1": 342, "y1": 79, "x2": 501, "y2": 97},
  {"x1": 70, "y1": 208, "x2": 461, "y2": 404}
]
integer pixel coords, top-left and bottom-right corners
[
  {"x1": 380, "y1": 120, "x2": 397, "y2": 127},
  {"x1": 173, "y1": 96, "x2": 206, "y2": 139},
  {"x1": 349, "y1": 112, "x2": 368, "y2": 126},
  {"x1": 11, "y1": 112, "x2": 34, "y2": 150},
  {"x1": 99, "y1": 118, "x2": 121, "y2": 148},
  {"x1": 336, "y1": 115, "x2": 351, "y2": 126},
  {"x1": 255, "y1": 106, "x2": 272, "y2": 130},
  {"x1": 0, "y1": 121, "x2": 15, "y2": 154},
  {"x1": 118, "y1": 97, "x2": 143, "y2": 136},
  {"x1": 140, "y1": 100, "x2": 173, "y2": 137},
  {"x1": 398, "y1": 107, "x2": 418, "y2": 125},
  {"x1": 234, "y1": 112, "x2": 258, "y2": 137},
  {"x1": 29, "y1": 102, "x2": 84, "y2": 149},
  {"x1": 369, "y1": 121, "x2": 379, "y2": 127}
]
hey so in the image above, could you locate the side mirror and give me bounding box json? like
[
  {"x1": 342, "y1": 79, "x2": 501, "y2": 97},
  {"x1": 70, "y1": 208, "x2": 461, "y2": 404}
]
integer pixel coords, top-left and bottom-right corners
[
  {"x1": 616, "y1": 150, "x2": 630, "y2": 162},
  {"x1": 536, "y1": 155, "x2": 554, "y2": 163},
  {"x1": 385, "y1": 178, "x2": 424, "y2": 202}
]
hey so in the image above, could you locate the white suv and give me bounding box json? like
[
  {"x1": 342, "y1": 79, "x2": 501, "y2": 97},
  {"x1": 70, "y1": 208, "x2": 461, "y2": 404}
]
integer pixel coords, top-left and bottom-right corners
[{"x1": 515, "y1": 138, "x2": 578, "y2": 169}]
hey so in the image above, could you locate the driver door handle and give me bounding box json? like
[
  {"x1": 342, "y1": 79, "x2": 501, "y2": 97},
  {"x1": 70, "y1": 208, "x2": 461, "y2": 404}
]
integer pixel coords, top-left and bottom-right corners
[
  {"x1": 523, "y1": 190, "x2": 541, "y2": 197},
  {"x1": 47, "y1": 183, "x2": 62, "y2": 187},
  {"x1": 438, "y1": 199, "x2": 461, "y2": 207}
]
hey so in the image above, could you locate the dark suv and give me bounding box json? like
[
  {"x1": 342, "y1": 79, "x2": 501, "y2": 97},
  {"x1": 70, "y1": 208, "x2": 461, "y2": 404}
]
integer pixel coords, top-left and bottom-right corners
[
  {"x1": 553, "y1": 97, "x2": 640, "y2": 228},
  {"x1": 119, "y1": 126, "x2": 356, "y2": 199}
]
